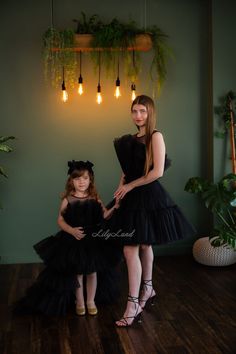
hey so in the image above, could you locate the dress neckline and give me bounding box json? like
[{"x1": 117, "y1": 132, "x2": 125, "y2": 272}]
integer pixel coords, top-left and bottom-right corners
[{"x1": 71, "y1": 194, "x2": 89, "y2": 199}]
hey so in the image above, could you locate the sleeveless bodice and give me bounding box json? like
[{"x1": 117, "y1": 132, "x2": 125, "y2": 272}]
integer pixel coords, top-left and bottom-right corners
[
  {"x1": 63, "y1": 196, "x2": 103, "y2": 232},
  {"x1": 114, "y1": 133, "x2": 170, "y2": 183}
]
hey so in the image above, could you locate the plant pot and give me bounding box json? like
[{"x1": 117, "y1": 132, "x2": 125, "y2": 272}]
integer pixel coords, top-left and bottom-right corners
[
  {"x1": 193, "y1": 237, "x2": 236, "y2": 266},
  {"x1": 53, "y1": 34, "x2": 152, "y2": 52}
]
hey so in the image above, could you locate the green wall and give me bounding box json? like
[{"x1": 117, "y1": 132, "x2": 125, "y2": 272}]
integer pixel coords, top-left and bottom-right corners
[
  {"x1": 212, "y1": 0, "x2": 236, "y2": 181},
  {"x1": 1, "y1": 0, "x2": 235, "y2": 264}
]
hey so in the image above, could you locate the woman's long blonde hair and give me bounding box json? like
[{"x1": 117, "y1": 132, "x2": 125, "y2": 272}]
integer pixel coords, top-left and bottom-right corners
[{"x1": 131, "y1": 95, "x2": 156, "y2": 175}]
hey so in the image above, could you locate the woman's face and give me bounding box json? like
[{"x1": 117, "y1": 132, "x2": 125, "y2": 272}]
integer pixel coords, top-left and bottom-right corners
[
  {"x1": 72, "y1": 170, "x2": 90, "y2": 193},
  {"x1": 131, "y1": 104, "x2": 148, "y2": 128}
]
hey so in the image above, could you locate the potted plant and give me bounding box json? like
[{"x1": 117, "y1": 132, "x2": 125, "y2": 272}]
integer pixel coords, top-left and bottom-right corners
[
  {"x1": 43, "y1": 12, "x2": 172, "y2": 93},
  {"x1": 184, "y1": 91, "x2": 236, "y2": 266},
  {"x1": 214, "y1": 91, "x2": 236, "y2": 173},
  {"x1": 185, "y1": 174, "x2": 236, "y2": 266},
  {"x1": 0, "y1": 135, "x2": 15, "y2": 208}
]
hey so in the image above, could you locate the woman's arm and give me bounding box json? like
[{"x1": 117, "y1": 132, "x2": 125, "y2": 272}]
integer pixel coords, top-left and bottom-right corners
[
  {"x1": 114, "y1": 132, "x2": 165, "y2": 200},
  {"x1": 57, "y1": 198, "x2": 85, "y2": 240}
]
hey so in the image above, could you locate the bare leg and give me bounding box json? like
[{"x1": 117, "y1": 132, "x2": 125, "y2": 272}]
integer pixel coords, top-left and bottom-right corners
[
  {"x1": 140, "y1": 245, "x2": 154, "y2": 280},
  {"x1": 75, "y1": 274, "x2": 84, "y2": 307},
  {"x1": 116, "y1": 245, "x2": 142, "y2": 326},
  {"x1": 139, "y1": 245, "x2": 156, "y2": 307},
  {"x1": 86, "y1": 272, "x2": 97, "y2": 305}
]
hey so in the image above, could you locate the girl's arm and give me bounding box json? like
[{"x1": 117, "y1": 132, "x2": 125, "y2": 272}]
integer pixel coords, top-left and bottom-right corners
[
  {"x1": 114, "y1": 132, "x2": 165, "y2": 200},
  {"x1": 118, "y1": 172, "x2": 125, "y2": 187},
  {"x1": 57, "y1": 198, "x2": 85, "y2": 240},
  {"x1": 99, "y1": 199, "x2": 120, "y2": 220}
]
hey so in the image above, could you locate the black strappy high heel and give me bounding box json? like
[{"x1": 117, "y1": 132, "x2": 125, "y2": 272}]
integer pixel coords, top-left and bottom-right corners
[
  {"x1": 116, "y1": 295, "x2": 143, "y2": 327},
  {"x1": 139, "y1": 279, "x2": 157, "y2": 309}
]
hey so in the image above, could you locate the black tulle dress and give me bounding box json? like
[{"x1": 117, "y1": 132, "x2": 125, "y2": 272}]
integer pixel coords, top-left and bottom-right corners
[
  {"x1": 14, "y1": 196, "x2": 121, "y2": 316},
  {"x1": 106, "y1": 133, "x2": 196, "y2": 245}
]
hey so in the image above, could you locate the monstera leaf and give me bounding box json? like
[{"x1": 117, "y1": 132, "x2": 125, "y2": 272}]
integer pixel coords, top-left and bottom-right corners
[
  {"x1": 185, "y1": 173, "x2": 236, "y2": 249},
  {"x1": 0, "y1": 136, "x2": 15, "y2": 178}
]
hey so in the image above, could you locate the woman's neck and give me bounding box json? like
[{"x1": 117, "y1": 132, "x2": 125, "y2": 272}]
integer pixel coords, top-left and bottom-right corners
[{"x1": 137, "y1": 127, "x2": 146, "y2": 137}]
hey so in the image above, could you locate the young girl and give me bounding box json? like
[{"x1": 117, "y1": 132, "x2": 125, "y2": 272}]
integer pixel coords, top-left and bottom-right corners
[
  {"x1": 107, "y1": 95, "x2": 196, "y2": 327},
  {"x1": 14, "y1": 160, "x2": 120, "y2": 316}
]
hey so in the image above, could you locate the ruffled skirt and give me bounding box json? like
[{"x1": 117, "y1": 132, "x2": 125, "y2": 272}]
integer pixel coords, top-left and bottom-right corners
[
  {"x1": 106, "y1": 180, "x2": 196, "y2": 245},
  {"x1": 13, "y1": 231, "x2": 122, "y2": 316}
]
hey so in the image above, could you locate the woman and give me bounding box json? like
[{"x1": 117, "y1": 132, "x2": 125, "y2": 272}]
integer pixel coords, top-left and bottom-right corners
[{"x1": 110, "y1": 95, "x2": 195, "y2": 327}]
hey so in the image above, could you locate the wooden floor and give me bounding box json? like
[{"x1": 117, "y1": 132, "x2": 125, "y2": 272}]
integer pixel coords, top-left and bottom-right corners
[{"x1": 0, "y1": 255, "x2": 235, "y2": 354}]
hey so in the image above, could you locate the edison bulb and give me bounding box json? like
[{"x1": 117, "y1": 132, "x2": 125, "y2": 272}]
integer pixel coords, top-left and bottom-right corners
[
  {"x1": 78, "y1": 83, "x2": 83, "y2": 95},
  {"x1": 97, "y1": 92, "x2": 102, "y2": 104},
  {"x1": 115, "y1": 86, "x2": 121, "y2": 98},
  {"x1": 131, "y1": 89, "x2": 136, "y2": 101},
  {"x1": 62, "y1": 89, "x2": 68, "y2": 102}
]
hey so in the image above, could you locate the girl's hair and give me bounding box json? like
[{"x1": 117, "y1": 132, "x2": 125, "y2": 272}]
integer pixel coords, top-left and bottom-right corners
[
  {"x1": 131, "y1": 95, "x2": 156, "y2": 175},
  {"x1": 62, "y1": 169, "x2": 99, "y2": 200}
]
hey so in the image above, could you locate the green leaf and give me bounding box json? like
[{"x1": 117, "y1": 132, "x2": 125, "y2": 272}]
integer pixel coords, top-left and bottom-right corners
[
  {"x1": 0, "y1": 144, "x2": 13, "y2": 153},
  {"x1": 0, "y1": 166, "x2": 8, "y2": 178},
  {"x1": 0, "y1": 136, "x2": 15, "y2": 143}
]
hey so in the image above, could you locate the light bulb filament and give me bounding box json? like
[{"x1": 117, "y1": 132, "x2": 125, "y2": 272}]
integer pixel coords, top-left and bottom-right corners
[
  {"x1": 131, "y1": 83, "x2": 136, "y2": 101},
  {"x1": 78, "y1": 83, "x2": 83, "y2": 95},
  {"x1": 62, "y1": 90, "x2": 68, "y2": 102},
  {"x1": 61, "y1": 81, "x2": 68, "y2": 102},
  {"x1": 115, "y1": 86, "x2": 121, "y2": 98},
  {"x1": 97, "y1": 92, "x2": 102, "y2": 104}
]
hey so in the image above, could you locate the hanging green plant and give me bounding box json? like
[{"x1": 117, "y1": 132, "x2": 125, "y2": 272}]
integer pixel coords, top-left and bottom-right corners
[
  {"x1": 42, "y1": 13, "x2": 172, "y2": 93},
  {"x1": 214, "y1": 91, "x2": 236, "y2": 138},
  {"x1": 0, "y1": 135, "x2": 15, "y2": 209},
  {"x1": 43, "y1": 28, "x2": 77, "y2": 88}
]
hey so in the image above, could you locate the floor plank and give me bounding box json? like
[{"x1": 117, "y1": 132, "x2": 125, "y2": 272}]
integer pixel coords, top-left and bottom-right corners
[{"x1": 0, "y1": 255, "x2": 235, "y2": 354}]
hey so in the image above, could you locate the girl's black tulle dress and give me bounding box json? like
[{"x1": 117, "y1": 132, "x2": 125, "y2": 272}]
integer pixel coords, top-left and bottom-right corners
[
  {"x1": 106, "y1": 133, "x2": 196, "y2": 245},
  {"x1": 14, "y1": 196, "x2": 122, "y2": 316}
]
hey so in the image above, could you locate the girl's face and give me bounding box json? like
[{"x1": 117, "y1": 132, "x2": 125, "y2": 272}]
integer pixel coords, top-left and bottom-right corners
[
  {"x1": 72, "y1": 170, "x2": 90, "y2": 194},
  {"x1": 131, "y1": 104, "x2": 148, "y2": 128}
]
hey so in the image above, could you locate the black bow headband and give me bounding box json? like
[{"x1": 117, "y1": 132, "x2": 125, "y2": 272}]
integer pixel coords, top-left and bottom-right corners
[{"x1": 67, "y1": 160, "x2": 94, "y2": 175}]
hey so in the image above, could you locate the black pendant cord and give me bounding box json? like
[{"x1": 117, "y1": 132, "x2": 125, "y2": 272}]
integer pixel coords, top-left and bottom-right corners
[
  {"x1": 117, "y1": 54, "x2": 120, "y2": 78},
  {"x1": 132, "y1": 49, "x2": 136, "y2": 85},
  {"x1": 62, "y1": 66, "x2": 66, "y2": 90},
  {"x1": 98, "y1": 51, "x2": 101, "y2": 85},
  {"x1": 79, "y1": 51, "x2": 82, "y2": 76},
  {"x1": 51, "y1": 0, "x2": 54, "y2": 28},
  {"x1": 144, "y1": 0, "x2": 147, "y2": 31}
]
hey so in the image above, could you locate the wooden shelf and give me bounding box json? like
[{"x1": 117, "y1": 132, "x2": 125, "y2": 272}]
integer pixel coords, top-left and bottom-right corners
[{"x1": 52, "y1": 33, "x2": 152, "y2": 52}]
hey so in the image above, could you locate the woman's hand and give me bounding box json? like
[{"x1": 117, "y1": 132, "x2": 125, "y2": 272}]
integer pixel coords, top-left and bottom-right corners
[
  {"x1": 114, "y1": 184, "x2": 133, "y2": 200},
  {"x1": 71, "y1": 227, "x2": 85, "y2": 240}
]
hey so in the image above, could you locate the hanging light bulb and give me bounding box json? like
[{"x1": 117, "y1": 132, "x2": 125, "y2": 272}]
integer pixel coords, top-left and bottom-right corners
[
  {"x1": 131, "y1": 83, "x2": 136, "y2": 101},
  {"x1": 61, "y1": 66, "x2": 68, "y2": 102},
  {"x1": 131, "y1": 50, "x2": 136, "y2": 101},
  {"x1": 96, "y1": 52, "x2": 102, "y2": 104},
  {"x1": 115, "y1": 78, "x2": 121, "y2": 98},
  {"x1": 97, "y1": 84, "x2": 102, "y2": 104},
  {"x1": 77, "y1": 51, "x2": 84, "y2": 95},
  {"x1": 78, "y1": 74, "x2": 83, "y2": 95},
  {"x1": 114, "y1": 56, "x2": 121, "y2": 98}
]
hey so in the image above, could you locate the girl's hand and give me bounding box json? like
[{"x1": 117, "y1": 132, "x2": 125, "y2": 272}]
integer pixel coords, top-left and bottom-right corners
[
  {"x1": 114, "y1": 197, "x2": 121, "y2": 209},
  {"x1": 71, "y1": 227, "x2": 85, "y2": 240},
  {"x1": 114, "y1": 184, "x2": 133, "y2": 200}
]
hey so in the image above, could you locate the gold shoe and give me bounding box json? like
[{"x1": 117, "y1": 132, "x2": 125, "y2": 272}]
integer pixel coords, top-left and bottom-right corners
[
  {"x1": 76, "y1": 306, "x2": 86, "y2": 316},
  {"x1": 87, "y1": 303, "x2": 98, "y2": 315}
]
